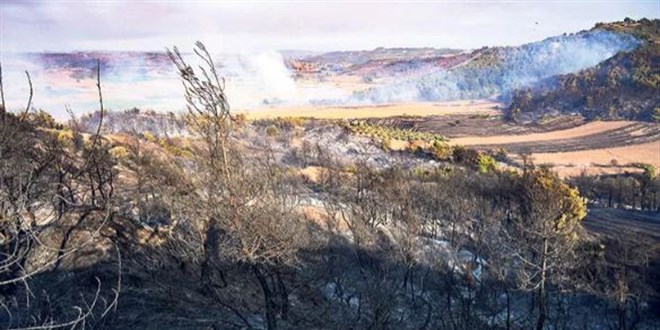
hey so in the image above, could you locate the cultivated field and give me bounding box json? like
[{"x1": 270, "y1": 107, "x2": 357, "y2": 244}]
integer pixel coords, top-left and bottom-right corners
[
  {"x1": 239, "y1": 100, "x2": 499, "y2": 119},
  {"x1": 464, "y1": 122, "x2": 659, "y2": 154},
  {"x1": 449, "y1": 121, "x2": 635, "y2": 145},
  {"x1": 242, "y1": 101, "x2": 659, "y2": 177},
  {"x1": 530, "y1": 141, "x2": 659, "y2": 174},
  {"x1": 460, "y1": 121, "x2": 660, "y2": 176}
]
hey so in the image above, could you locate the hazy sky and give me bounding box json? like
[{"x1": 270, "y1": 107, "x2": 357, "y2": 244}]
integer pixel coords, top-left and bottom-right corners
[{"x1": 1, "y1": 1, "x2": 658, "y2": 52}]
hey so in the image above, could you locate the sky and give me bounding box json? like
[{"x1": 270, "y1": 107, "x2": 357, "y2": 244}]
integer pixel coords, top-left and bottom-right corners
[{"x1": 1, "y1": 1, "x2": 658, "y2": 53}]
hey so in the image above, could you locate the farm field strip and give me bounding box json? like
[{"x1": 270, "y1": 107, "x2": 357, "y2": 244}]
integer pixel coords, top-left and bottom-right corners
[
  {"x1": 530, "y1": 141, "x2": 660, "y2": 168},
  {"x1": 467, "y1": 123, "x2": 659, "y2": 154},
  {"x1": 448, "y1": 121, "x2": 635, "y2": 145},
  {"x1": 239, "y1": 101, "x2": 500, "y2": 119},
  {"x1": 239, "y1": 103, "x2": 658, "y2": 174}
]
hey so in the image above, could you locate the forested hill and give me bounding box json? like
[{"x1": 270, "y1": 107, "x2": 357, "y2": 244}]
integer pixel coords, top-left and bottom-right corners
[
  {"x1": 352, "y1": 22, "x2": 640, "y2": 104},
  {"x1": 507, "y1": 18, "x2": 660, "y2": 122}
]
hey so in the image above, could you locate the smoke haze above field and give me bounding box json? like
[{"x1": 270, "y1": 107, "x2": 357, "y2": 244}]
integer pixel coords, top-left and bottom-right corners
[
  {"x1": 1, "y1": 1, "x2": 657, "y2": 52},
  {"x1": 0, "y1": 51, "x2": 349, "y2": 118},
  {"x1": 0, "y1": 1, "x2": 657, "y2": 119}
]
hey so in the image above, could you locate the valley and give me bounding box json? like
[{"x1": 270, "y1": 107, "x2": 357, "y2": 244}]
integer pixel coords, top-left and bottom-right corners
[
  {"x1": 240, "y1": 100, "x2": 658, "y2": 178},
  {"x1": 0, "y1": 11, "x2": 658, "y2": 330}
]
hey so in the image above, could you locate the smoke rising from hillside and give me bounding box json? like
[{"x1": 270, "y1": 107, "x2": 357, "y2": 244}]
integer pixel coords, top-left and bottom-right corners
[
  {"x1": 225, "y1": 51, "x2": 347, "y2": 109},
  {"x1": 355, "y1": 29, "x2": 640, "y2": 103},
  {"x1": 0, "y1": 29, "x2": 640, "y2": 119},
  {"x1": 1, "y1": 50, "x2": 346, "y2": 118}
]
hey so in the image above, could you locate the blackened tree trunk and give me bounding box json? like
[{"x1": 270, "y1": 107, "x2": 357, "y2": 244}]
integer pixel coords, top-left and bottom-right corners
[
  {"x1": 201, "y1": 220, "x2": 227, "y2": 288},
  {"x1": 254, "y1": 264, "x2": 277, "y2": 330},
  {"x1": 275, "y1": 270, "x2": 290, "y2": 321}
]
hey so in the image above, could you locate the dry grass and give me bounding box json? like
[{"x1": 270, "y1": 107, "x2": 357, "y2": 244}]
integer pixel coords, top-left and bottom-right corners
[
  {"x1": 387, "y1": 139, "x2": 412, "y2": 151},
  {"x1": 530, "y1": 140, "x2": 660, "y2": 169},
  {"x1": 548, "y1": 166, "x2": 645, "y2": 178},
  {"x1": 449, "y1": 121, "x2": 634, "y2": 146},
  {"x1": 299, "y1": 166, "x2": 325, "y2": 183},
  {"x1": 239, "y1": 101, "x2": 499, "y2": 120},
  {"x1": 103, "y1": 105, "x2": 657, "y2": 180}
]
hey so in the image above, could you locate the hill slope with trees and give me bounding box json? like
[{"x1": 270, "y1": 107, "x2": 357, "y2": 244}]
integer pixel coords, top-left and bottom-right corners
[
  {"x1": 351, "y1": 25, "x2": 640, "y2": 103},
  {"x1": 507, "y1": 18, "x2": 660, "y2": 122},
  {"x1": 1, "y1": 39, "x2": 659, "y2": 329}
]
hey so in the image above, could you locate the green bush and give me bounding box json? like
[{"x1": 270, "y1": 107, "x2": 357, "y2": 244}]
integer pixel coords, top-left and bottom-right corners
[
  {"x1": 348, "y1": 122, "x2": 447, "y2": 143},
  {"x1": 430, "y1": 141, "x2": 452, "y2": 161},
  {"x1": 381, "y1": 138, "x2": 392, "y2": 151},
  {"x1": 477, "y1": 154, "x2": 498, "y2": 173}
]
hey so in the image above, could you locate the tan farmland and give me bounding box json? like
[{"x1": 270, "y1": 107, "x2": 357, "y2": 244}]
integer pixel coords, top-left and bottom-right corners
[
  {"x1": 449, "y1": 121, "x2": 634, "y2": 146},
  {"x1": 531, "y1": 140, "x2": 659, "y2": 168},
  {"x1": 239, "y1": 101, "x2": 499, "y2": 119},
  {"x1": 244, "y1": 102, "x2": 659, "y2": 178}
]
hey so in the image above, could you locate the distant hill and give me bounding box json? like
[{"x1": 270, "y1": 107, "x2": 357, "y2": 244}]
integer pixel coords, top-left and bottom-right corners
[
  {"x1": 28, "y1": 51, "x2": 173, "y2": 78},
  {"x1": 507, "y1": 18, "x2": 659, "y2": 122},
  {"x1": 285, "y1": 47, "x2": 465, "y2": 79},
  {"x1": 7, "y1": 20, "x2": 656, "y2": 119},
  {"x1": 352, "y1": 26, "x2": 640, "y2": 103},
  {"x1": 289, "y1": 47, "x2": 462, "y2": 68}
]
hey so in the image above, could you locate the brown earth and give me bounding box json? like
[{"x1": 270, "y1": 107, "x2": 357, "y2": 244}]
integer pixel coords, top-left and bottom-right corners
[
  {"x1": 449, "y1": 121, "x2": 634, "y2": 145},
  {"x1": 466, "y1": 123, "x2": 659, "y2": 154},
  {"x1": 351, "y1": 106, "x2": 658, "y2": 177},
  {"x1": 365, "y1": 111, "x2": 585, "y2": 138},
  {"x1": 530, "y1": 140, "x2": 659, "y2": 168}
]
